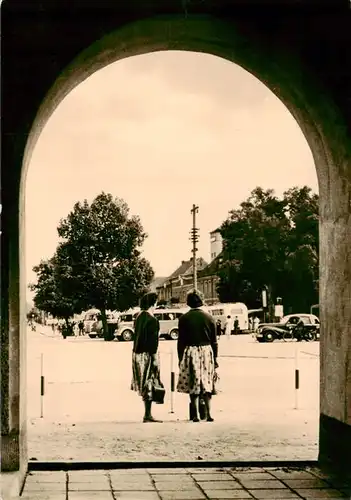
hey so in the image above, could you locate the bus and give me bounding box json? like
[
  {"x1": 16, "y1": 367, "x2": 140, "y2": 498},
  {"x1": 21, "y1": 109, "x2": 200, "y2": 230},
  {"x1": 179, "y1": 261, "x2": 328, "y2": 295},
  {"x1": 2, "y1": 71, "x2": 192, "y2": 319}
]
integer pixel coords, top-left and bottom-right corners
[
  {"x1": 83, "y1": 309, "x2": 119, "y2": 335},
  {"x1": 206, "y1": 302, "x2": 249, "y2": 333},
  {"x1": 83, "y1": 309, "x2": 100, "y2": 333}
]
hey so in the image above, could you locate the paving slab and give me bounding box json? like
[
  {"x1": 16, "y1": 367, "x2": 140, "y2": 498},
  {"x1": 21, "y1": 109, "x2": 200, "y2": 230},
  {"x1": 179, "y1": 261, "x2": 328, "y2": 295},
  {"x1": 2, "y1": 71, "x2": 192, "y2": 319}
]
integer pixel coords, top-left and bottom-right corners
[
  {"x1": 112, "y1": 483, "x2": 156, "y2": 491},
  {"x1": 198, "y1": 480, "x2": 243, "y2": 490},
  {"x1": 20, "y1": 494, "x2": 66, "y2": 500},
  {"x1": 155, "y1": 481, "x2": 201, "y2": 491},
  {"x1": 230, "y1": 472, "x2": 275, "y2": 481},
  {"x1": 248, "y1": 490, "x2": 302, "y2": 499},
  {"x1": 191, "y1": 473, "x2": 234, "y2": 481},
  {"x1": 113, "y1": 493, "x2": 160, "y2": 499},
  {"x1": 188, "y1": 468, "x2": 230, "y2": 472},
  {"x1": 26, "y1": 471, "x2": 66, "y2": 482},
  {"x1": 270, "y1": 469, "x2": 318, "y2": 480},
  {"x1": 109, "y1": 469, "x2": 150, "y2": 477},
  {"x1": 293, "y1": 489, "x2": 349, "y2": 498},
  {"x1": 158, "y1": 491, "x2": 206, "y2": 500},
  {"x1": 110, "y1": 475, "x2": 153, "y2": 484},
  {"x1": 199, "y1": 491, "x2": 252, "y2": 499},
  {"x1": 69, "y1": 469, "x2": 109, "y2": 475},
  {"x1": 237, "y1": 478, "x2": 287, "y2": 489},
  {"x1": 21, "y1": 481, "x2": 66, "y2": 491},
  {"x1": 151, "y1": 473, "x2": 194, "y2": 482},
  {"x1": 69, "y1": 482, "x2": 111, "y2": 490},
  {"x1": 68, "y1": 493, "x2": 113, "y2": 499},
  {"x1": 284, "y1": 478, "x2": 332, "y2": 489},
  {"x1": 68, "y1": 473, "x2": 110, "y2": 483},
  {"x1": 148, "y1": 468, "x2": 189, "y2": 474}
]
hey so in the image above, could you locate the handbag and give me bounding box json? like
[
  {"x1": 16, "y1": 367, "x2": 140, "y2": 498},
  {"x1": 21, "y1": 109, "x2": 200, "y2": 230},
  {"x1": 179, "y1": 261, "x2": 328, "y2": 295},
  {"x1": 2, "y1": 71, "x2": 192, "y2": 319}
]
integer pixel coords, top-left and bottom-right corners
[{"x1": 152, "y1": 377, "x2": 165, "y2": 404}]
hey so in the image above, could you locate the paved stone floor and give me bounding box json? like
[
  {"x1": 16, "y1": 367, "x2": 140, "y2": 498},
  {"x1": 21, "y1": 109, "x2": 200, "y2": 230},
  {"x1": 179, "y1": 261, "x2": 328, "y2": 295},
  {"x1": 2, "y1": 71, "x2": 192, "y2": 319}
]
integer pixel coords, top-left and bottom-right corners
[{"x1": 20, "y1": 466, "x2": 351, "y2": 499}]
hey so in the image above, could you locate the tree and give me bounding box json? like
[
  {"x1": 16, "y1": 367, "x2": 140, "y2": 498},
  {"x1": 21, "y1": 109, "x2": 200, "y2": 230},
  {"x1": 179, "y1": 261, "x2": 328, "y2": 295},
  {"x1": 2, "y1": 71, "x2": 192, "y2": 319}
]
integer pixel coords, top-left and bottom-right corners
[
  {"x1": 217, "y1": 186, "x2": 319, "y2": 314},
  {"x1": 29, "y1": 249, "x2": 82, "y2": 329},
  {"x1": 55, "y1": 192, "x2": 154, "y2": 340},
  {"x1": 281, "y1": 186, "x2": 319, "y2": 312}
]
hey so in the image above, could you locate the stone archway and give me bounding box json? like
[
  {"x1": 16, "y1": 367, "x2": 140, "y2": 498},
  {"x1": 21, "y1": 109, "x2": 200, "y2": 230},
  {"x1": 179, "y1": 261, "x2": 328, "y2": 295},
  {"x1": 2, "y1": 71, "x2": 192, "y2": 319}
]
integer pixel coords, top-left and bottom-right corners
[{"x1": 2, "y1": 3, "x2": 351, "y2": 490}]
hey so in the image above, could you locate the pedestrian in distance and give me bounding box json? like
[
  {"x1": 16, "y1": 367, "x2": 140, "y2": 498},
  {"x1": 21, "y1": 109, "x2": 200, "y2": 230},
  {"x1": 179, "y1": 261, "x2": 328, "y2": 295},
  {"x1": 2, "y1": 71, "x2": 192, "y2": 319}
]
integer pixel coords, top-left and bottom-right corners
[
  {"x1": 233, "y1": 315, "x2": 239, "y2": 334},
  {"x1": 216, "y1": 319, "x2": 222, "y2": 339},
  {"x1": 131, "y1": 292, "x2": 163, "y2": 423},
  {"x1": 177, "y1": 290, "x2": 218, "y2": 422},
  {"x1": 253, "y1": 316, "x2": 260, "y2": 333},
  {"x1": 224, "y1": 315, "x2": 232, "y2": 339},
  {"x1": 78, "y1": 321, "x2": 84, "y2": 336}
]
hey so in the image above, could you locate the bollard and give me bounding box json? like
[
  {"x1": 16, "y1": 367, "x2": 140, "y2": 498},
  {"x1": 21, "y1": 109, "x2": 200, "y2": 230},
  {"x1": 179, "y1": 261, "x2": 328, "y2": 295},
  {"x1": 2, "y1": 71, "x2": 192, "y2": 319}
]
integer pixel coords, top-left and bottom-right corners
[
  {"x1": 294, "y1": 344, "x2": 299, "y2": 410},
  {"x1": 40, "y1": 353, "x2": 44, "y2": 418},
  {"x1": 170, "y1": 351, "x2": 175, "y2": 413}
]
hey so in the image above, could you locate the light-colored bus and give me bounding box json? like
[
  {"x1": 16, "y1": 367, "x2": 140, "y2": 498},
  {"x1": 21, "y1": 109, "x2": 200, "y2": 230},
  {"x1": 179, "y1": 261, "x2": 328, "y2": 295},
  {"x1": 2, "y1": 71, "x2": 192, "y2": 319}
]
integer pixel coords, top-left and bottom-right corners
[
  {"x1": 84, "y1": 309, "x2": 119, "y2": 335},
  {"x1": 83, "y1": 309, "x2": 100, "y2": 333},
  {"x1": 206, "y1": 302, "x2": 249, "y2": 333}
]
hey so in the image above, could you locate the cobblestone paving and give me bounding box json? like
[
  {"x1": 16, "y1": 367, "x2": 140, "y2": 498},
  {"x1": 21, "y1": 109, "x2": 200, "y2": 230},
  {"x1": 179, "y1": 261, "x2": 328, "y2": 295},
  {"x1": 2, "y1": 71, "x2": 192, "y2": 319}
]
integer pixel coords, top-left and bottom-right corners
[{"x1": 21, "y1": 466, "x2": 351, "y2": 499}]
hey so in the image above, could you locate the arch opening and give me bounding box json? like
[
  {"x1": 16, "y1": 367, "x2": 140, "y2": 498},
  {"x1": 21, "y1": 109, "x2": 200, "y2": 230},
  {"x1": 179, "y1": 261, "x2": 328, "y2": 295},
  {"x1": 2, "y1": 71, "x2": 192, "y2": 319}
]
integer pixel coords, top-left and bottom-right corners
[{"x1": 25, "y1": 47, "x2": 320, "y2": 462}]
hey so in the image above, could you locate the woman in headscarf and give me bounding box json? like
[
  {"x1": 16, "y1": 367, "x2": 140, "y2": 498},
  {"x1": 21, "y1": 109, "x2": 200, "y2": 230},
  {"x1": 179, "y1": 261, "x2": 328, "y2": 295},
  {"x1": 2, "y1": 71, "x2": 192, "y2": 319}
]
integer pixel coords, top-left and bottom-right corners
[
  {"x1": 177, "y1": 290, "x2": 218, "y2": 422},
  {"x1": 131, "y1": 292, "x2": 162, "y2": 423}
]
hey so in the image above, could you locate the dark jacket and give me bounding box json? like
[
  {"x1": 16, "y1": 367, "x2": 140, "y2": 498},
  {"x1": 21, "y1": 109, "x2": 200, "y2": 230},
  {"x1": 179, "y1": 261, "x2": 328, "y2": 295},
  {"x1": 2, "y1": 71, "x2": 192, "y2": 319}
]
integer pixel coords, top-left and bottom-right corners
[
  {"x1": 177, "y1": 308, "x2": 218, "y2": 363},
  {"x1": 133, "y1": 311, "x2": 159, "y2": 355}
]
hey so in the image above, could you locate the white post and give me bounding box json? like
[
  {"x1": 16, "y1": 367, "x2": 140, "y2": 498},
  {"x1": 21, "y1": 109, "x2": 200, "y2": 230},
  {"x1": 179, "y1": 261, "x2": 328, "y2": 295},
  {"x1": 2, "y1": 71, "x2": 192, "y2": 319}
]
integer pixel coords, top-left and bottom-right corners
[
  {"x1": 40, "y1": 353, "x2": 44, "y2": 418},
  {"x1": 294, "y1": 343, "x2": 299, "y2": 410},
  {"x1": 170, "y1": 350, "x2": 175, "y2": 414}
]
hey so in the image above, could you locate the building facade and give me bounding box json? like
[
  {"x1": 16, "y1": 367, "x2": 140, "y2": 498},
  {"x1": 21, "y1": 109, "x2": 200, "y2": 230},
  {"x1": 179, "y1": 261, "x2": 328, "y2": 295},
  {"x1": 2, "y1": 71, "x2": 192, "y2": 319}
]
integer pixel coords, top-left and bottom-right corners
[
  {"x1": 156, "y1": 255, "x2": 221, "y2": 305},
  {"x1": 157, "y1": 257, "x2": 208, "y2": 303},
  {"x1": 210, "y1": 229, "x2": 223, "y2": 262}
]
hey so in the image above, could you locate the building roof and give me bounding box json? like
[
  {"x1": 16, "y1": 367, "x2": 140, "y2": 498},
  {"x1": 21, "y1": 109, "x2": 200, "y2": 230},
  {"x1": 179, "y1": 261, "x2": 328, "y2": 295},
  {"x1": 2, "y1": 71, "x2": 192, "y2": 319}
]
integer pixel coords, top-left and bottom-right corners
[
  {"x1": 156, "y1": 257, "x2": 208, "y2": 288},
  {"x1": 168, "y1": 260, "x2": 193, "y2": 280},
  {"x1": 149, "y1": 277, "x2": 167, "y2": 292},
  {"x1": 198, "y1": 252, "x2": 222, "y2": 278}
]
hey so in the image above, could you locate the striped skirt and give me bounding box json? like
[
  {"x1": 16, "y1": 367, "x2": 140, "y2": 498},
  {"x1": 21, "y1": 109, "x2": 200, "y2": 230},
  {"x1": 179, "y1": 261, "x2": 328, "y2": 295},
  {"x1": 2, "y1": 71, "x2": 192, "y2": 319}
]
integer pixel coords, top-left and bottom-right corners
[
  {"x1": 131, "y1": 352, "x2": 159, "y2": 401},
  {"x1": 177, "y1": 345, "x2": 215, "y2": 395}
]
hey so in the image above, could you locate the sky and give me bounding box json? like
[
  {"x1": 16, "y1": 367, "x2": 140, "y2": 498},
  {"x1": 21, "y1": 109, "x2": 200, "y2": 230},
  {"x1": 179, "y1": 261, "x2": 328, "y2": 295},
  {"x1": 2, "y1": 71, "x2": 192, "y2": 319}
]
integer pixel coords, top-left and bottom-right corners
[{"x1": 25, "y1": 50, "x2": 318, "y2": 301}]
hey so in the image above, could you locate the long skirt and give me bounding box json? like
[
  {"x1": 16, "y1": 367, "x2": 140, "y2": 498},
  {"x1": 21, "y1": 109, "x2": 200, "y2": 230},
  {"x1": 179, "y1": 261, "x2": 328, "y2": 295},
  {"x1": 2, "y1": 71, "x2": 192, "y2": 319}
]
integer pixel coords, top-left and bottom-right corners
[
  {"x1": 177, "y1": 345, "x2": 215, "y2": 395},
  {"x1": 131, "y1": 352, "x2": 159, "y2": 401}
]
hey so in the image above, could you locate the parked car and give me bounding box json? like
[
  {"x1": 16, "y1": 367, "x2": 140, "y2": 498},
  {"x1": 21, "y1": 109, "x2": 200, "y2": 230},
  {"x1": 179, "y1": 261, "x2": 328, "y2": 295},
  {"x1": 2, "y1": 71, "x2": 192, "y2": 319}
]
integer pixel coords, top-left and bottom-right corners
[
  {"x1": 154, "y1": 308, "x2": 187, "y2": 340},
  {"x1": 114, "y1": 308, "x2": 140, "y2": 341},
  {"x1": 113, "y1": 307, "x2": 187, "y2": 341},
  {"x1": 256, "y1": 313, "x2": 320, "y2": 343}
]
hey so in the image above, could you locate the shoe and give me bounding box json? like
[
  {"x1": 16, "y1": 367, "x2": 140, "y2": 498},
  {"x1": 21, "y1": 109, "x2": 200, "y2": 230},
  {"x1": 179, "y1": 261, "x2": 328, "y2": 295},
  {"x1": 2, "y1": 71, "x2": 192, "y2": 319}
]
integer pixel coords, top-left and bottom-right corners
[
  {"x1": 206, "y1": 416, "x2": 214, "y2": 422},
  {"x1": 192, "y1": 417, "x2": 200, "y2": 422},
  {"x1": 143, "y1": 416, "x2": 163, "y2": 423}
]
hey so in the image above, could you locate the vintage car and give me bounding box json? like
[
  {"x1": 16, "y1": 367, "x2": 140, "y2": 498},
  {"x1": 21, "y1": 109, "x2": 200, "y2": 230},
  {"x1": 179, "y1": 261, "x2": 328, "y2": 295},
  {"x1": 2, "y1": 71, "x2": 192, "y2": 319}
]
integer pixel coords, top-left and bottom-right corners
[{"x1": 256, "y1": 313, "x2": 320, "y2": 343}]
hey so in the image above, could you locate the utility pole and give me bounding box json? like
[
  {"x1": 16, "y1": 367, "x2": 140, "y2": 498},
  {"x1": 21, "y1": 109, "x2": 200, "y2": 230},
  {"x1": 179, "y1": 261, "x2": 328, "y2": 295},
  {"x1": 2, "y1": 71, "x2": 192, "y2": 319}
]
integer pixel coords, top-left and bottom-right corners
[{"x1": 190, "y1": 204, "x2": 199, "y2": 290}]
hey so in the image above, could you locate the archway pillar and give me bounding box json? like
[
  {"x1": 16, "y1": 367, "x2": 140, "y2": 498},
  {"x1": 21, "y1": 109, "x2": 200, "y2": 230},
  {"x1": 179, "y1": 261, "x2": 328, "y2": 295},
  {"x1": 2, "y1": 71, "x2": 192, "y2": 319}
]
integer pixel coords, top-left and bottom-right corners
[
  {"x1": 1, "y1": 179, "x2": 28, "y2": 490},
  {"x1": 319, "y1": 156, "x2": 351, "y2": 466}
]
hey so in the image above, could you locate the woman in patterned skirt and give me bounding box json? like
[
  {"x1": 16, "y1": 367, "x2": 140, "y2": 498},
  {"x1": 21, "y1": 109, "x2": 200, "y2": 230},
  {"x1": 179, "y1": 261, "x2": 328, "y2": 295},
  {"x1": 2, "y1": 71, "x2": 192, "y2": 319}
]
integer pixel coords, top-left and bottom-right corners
[
  {"x1": 177, "y1": 290, "x2": 218, "y2": 422},
  {"x1": 131, "y1": 292, "x2": 162, "y2": 423}
]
